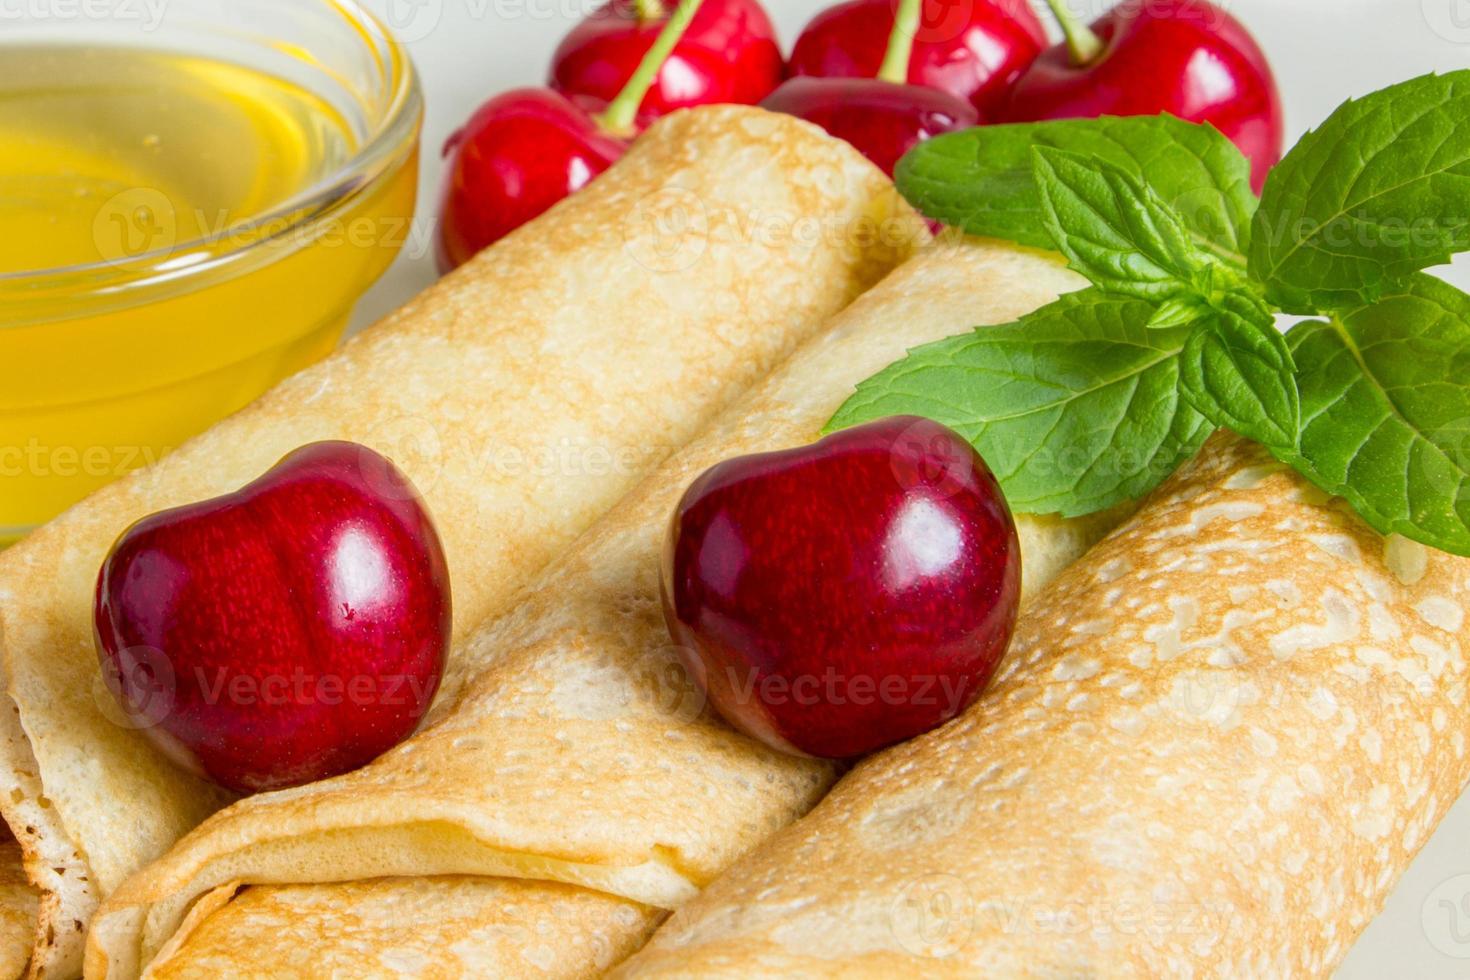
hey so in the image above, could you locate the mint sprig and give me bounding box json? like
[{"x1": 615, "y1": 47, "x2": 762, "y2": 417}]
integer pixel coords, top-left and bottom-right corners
[
  {"x1": 895, "y1": 114, "x2": 1255, "y2": 259},
  {"x1": 1281, "y1": 274, "x2": 1470, "y2": 553},
  {"x1": 1178, "y1": 291, "x2": 1299, "y2": 449},
  {"x1": 1251, "y1": 72, "x2": 1470, "y2": 314},
  {"x1": 828, "y1": 290, "x2": 1210, "y2": 516},
  {"x1": 833, "y1": 71, "x2": 1470, "y2": 557},
  {"x1": 1032, "y1": 147, "x2": 1211, "y2": 302}
]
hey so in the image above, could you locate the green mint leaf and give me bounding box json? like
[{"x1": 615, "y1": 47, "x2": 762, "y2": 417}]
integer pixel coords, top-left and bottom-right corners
[
  {"x1": 826, "y1": 289, "x2": 1212, "y2": 517},
  {"x1": 1178, "y1": 292, "x2": 1300, "y2": 449},
  {"x1": 1032, "y1": 146, "x2": 1211, "y2": 302},
  {"x1": 895, "y1": 115, "x2": 1256, "y2": 258},
  {"x1": 1147, "y1": 296, "x2": 1210, "y2": 330},
  {"x1": 1280, "y1": 273, "x2": 1470, "y2": 555},
  {"x1": 1251, "y1": 71, "x2": 1470, "y2": 313}
]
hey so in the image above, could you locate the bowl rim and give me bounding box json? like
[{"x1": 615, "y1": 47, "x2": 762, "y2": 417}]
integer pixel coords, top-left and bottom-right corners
[{"x1": 0, "y1": 0, "x2": 424, "y2": 290}]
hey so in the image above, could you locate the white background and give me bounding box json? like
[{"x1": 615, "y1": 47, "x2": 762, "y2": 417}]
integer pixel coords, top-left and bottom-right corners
[{"x1": 347, "y1": 1, "x2": 1470, "y2": 974}]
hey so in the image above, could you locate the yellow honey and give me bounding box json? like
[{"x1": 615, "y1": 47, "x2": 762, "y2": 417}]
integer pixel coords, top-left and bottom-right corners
[{"x1": 0, "y1": 44, "x2": 419, "y2": 542}]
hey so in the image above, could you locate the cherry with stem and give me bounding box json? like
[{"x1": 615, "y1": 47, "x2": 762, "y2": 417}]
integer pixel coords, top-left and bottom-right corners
[
  {"x1": 436, "y1": 0, "x2": 707, "y2": 271},
  {"x1": 787, "y1": 0, "x2": 1046, "y2": 115},
  {"x1": 592, "y1": 0, "x2": 705, "y2": 137},
  {"x1": 1042, "y1": 0, "x2": 1103, "y2": 63},
  {"x1": 1003, "y1": 0, "x2": 1284, "y2": 192},
  {"x1": 761, "y1": 0, "x2": 979, "y2": 178},
  {"x1": 551, "y1": 0, "x2": 782, "y2": 127}
]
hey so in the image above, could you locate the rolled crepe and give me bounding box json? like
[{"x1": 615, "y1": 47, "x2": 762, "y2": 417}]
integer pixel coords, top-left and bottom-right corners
[
  {"x1": 0, "y1": 105, "x2": 921, "y2": 979},
  {"x1": 615, "y1": 434, "x2": 1470, "y2": 977},
  {"x1": 86, "y1": 239, "x2": 1124, "y2": 978},
  {"x1": 143, "y1": 878, "x2": 658, "y2": 980},
  {"x1": 0, "y1": 840, "x2": 35, "y2": 980}
]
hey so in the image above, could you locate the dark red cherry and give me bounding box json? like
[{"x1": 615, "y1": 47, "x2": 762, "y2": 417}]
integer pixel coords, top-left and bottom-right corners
[
  {"x1": 662, "y1": 416, "x2": 1021, "y2": 759},
  {"x1": 94, "y1": 442, "x2": 451, "y2": 794},
  {"x1": 761, "y1": 76, "x2": 979, "y2": 177},
  {"x1": 1002, "y1": 0, "x2": 1283, "y2": 192},
  {"x1": 550, "y1": 0, "x2": 784, "y2": 127},
  {"x1": 789, "y1": 0, "x2": 1047, "y2": 115}
]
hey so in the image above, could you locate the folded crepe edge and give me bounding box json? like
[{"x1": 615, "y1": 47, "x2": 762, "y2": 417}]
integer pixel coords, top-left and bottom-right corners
[
  {"x1": 85, "y1": 793, "x2": 714, "y2": 975},
  {"x1": 0, "y1": 618, "x2": 93, "y2": 980},
  {"x1": 137, "y1": 883, "x2": 237, "y2": 980},
  {"x1": 0, "y1": 839, "x2": 37, "y2": 980},
  {"x1": 142, "y1": 876, "x2": 668, "y2": 980}
]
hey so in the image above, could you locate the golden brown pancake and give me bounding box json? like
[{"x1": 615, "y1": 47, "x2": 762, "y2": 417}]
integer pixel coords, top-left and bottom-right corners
[
  {"x1": 617, "y1": 436, "x2": 1470, "y2": 977},
  {"x1": 0, "y1": 105, "x2": 921, "y2": 978},
  {"x1": 88, "y1": 240, "x2": 1129, "y2": 979}
]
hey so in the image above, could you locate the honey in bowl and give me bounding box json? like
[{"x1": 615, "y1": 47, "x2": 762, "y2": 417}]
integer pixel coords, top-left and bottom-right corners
[
  {"x1": 0, "y1": 31, "x2": 420, "y2": 544},
  {"x1": 2, "y1": 46, "x2": 354, "y2": 274}
]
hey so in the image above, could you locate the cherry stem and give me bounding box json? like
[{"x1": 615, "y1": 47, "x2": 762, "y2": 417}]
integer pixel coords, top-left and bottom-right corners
[
  {"x1": 596, "y1": 0, "x2": 704, "y2": 136},
  {"x1": 876, "y1": 0, "x2": 921, "y2": 84},
  {"x1": 632, "y1": 0, "x2": 664, "y2": 21},
  {"x1": 1042, "y1": 0, "x2": 1103, "y2": 65}
]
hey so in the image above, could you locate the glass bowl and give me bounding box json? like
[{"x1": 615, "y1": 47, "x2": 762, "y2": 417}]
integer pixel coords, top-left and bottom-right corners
[{"x1": 0, "y1": 0, "x2": 423, "y2": 544}]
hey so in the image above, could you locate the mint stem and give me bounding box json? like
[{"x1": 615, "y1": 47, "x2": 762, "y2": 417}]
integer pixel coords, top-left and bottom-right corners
[
  {"x1": 596, "y1": 0, "x2": 703, "y2": 136},
  {"x1": 876, "y1": 0, "x2": 921, "y2": 84},
  {"x1": 632, "y1": 0, "x2": 664, "y2": 21},
  {"x1": 1042, "y1": 0, "x2": 1103, "y2": 65},
  {"x1": 1192, "y1": 234, "x2": 1248, "y2": 274}
]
